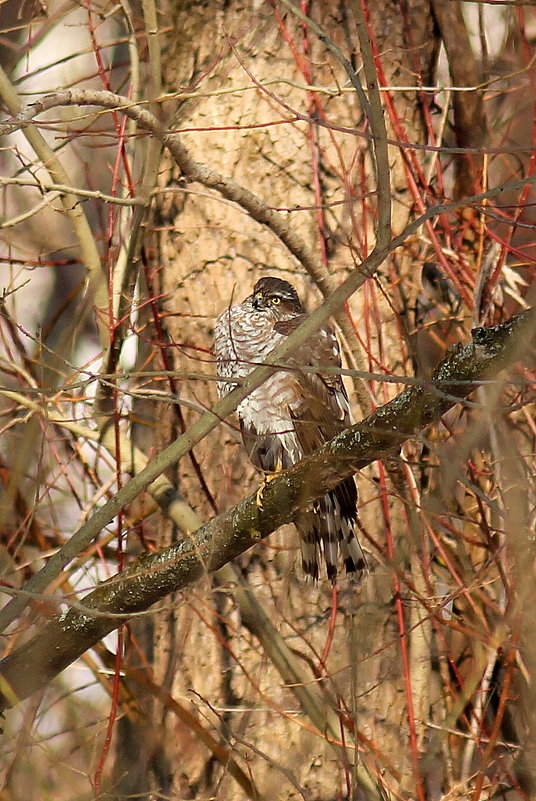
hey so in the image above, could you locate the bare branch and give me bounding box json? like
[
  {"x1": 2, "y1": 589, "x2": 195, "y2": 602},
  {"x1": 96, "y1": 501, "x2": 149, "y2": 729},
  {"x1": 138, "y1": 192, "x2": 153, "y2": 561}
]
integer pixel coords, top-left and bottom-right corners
[
  {"x1": 0, "y1": 66, "x2": 108, "y2": 344},
  {"x1": 0, "y1": 126, "x2": 534, "y2": 628},
  {"x1": 0, "y1": 307, "x2": 533, "y2": 711}
]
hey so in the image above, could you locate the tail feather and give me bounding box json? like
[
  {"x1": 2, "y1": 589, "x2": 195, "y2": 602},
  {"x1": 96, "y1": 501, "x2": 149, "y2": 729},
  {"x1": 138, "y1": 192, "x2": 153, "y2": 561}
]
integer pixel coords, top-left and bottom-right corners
[{"x1": 295, "y1": 478, "x2": 367, "y2": 583}]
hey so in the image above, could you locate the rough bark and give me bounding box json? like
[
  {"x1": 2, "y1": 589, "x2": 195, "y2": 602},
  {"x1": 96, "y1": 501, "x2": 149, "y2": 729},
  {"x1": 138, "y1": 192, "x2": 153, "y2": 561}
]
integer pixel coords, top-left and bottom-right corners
[{"x1": 148, "y1": 2, "x2": 438, "y2": 797}]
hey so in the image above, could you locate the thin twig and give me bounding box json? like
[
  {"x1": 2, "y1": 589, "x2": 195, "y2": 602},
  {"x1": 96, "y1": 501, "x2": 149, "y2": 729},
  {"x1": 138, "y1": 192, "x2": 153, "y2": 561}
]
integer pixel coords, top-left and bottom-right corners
[
  {"x1": 0, "y1": 306, "x2": 533, "y2": 708},
  {"x1": 0, "y1": 67, "x2": 108, "y2": 344}
]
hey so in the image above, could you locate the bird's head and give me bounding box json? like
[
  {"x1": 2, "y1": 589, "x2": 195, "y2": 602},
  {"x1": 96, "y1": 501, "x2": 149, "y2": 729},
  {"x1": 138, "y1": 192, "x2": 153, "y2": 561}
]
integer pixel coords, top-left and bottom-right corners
[{"x1": 249, "y1": 277, "x2": 304, "y2": 318}]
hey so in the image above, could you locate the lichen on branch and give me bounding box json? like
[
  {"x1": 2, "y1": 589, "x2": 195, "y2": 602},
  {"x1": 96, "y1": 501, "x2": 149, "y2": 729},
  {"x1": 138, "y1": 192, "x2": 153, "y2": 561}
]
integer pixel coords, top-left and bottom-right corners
[{"x1": 0, "y1": 306, "x2": 533, "y2": 712}]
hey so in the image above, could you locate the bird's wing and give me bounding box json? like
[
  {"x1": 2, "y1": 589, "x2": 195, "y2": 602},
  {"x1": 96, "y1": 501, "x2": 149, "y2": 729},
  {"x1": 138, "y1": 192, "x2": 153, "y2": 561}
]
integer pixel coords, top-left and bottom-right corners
[{"x1": 273, "y1": 315, "x2": 351, "y2": 455}]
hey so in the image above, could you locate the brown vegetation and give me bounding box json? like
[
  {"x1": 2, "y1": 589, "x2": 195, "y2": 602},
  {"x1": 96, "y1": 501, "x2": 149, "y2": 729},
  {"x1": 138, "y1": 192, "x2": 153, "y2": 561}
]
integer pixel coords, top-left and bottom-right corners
[{"x1": 0, "y1": 1, "x2": 535, "y2": 799}]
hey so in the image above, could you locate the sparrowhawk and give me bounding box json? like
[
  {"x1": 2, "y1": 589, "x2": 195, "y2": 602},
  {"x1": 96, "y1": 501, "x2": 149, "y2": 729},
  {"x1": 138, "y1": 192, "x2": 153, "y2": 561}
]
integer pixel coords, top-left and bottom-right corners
[{"x1": 214, "y1": 276, "x2": 367, "y2": 582}]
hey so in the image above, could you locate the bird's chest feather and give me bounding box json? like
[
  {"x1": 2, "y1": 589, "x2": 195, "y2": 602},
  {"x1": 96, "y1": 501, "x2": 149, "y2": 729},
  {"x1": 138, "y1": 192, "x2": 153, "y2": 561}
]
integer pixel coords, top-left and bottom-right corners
[
  {"x1": 215, "y1": 307, "x2": 281, "y2": 369},
  {"x1": 238, "y1": 370, "x2": 301, "y2": 434},
  {"x1": 215, "y1": 306, "x2": 302, "y2": 433}
]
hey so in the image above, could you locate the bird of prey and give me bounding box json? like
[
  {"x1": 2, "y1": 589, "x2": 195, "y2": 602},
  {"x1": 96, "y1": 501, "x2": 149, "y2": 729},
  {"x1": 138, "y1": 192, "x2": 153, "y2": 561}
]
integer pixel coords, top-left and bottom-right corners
[{"x1": 214, "y1": 276, "x2": 367, "y2": 582}]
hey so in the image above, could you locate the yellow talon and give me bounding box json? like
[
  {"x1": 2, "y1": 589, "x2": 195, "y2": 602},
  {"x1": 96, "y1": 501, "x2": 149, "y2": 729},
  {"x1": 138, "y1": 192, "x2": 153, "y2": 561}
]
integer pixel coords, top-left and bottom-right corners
[
  {"x1": 256, "y1": 455, "x2": 283, "y2": 509},
  {"x1": 256, "y1": 472, "x2": 276, "y2": 508}
]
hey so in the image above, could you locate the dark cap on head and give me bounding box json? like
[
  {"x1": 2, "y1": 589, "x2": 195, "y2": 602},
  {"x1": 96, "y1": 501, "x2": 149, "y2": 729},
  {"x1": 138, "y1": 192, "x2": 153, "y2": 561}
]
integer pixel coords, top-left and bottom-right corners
[{"x1": 252, "y1": 277, "x2": 303, "y2": 314}]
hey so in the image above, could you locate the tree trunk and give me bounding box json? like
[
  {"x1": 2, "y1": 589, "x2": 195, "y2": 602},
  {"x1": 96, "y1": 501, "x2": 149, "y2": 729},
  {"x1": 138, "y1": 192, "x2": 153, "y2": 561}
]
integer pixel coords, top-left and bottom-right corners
[{"x1": 142, "y1": 2, "x2": 440, "y2": 798}]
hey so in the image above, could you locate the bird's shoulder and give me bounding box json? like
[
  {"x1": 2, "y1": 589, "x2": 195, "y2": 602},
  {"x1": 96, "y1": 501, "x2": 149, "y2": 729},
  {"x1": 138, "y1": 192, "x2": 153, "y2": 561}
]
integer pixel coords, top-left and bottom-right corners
[{"x1": 273, "y1": 314, "x2": 342, "y2": 369}]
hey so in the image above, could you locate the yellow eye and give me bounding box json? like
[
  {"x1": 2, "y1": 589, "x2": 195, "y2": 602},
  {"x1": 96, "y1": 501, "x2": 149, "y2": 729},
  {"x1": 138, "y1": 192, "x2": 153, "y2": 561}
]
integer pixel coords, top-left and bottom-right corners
[
  {"x1": 255, "y1": 292, "x2": 263, "y2": 301},
  {"x1": 271, "y1": 296, "x2": 281, "y2": 305}
]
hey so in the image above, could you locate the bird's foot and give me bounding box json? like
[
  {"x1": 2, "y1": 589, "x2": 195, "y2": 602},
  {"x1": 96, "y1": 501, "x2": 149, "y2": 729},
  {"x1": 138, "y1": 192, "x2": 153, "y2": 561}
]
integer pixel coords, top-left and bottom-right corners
[{"x1": 256, "y1": 458, "x2": 283, "y2": 510}]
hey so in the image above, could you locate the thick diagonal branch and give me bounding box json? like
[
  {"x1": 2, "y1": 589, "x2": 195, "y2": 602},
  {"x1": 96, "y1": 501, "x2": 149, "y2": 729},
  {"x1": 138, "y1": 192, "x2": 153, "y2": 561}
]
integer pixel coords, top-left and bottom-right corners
[{"x1": 0, "y1": 307, "x2": 533, "y2": 711}]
